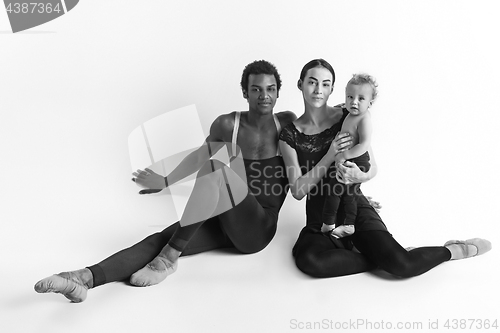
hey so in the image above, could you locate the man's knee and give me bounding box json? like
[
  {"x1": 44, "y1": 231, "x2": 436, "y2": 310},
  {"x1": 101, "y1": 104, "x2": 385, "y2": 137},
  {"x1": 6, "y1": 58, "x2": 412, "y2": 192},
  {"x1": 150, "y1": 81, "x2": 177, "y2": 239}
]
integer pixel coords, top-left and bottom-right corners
[{"x1": 235, "y1": 234, "x2": 273, "y2": 254}]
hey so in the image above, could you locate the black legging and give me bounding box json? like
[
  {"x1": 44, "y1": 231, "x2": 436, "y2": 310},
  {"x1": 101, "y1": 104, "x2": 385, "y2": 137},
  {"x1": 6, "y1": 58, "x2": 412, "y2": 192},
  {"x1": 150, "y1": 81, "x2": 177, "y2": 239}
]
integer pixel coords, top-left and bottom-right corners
[
  {"x1": 88, "y1": 218, "x2": 232, "y2": 287},
  {"x1": 88, "y1": 184, "x2": 279, "y2": 287},
  {"x1": 293, "y1": 229, "x2": 451, "y2": 278},
  {"x1": 88, "y1": 157, "x2": 286, "y2": 287}
]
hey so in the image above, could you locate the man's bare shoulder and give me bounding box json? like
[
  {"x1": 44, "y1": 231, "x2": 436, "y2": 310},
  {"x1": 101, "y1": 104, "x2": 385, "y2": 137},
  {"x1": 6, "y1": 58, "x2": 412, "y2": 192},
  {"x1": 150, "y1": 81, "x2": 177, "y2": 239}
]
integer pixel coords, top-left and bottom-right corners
[
  {"x1": 211, "y1": 111, "x2": 236, "y2": 130},
  {"x1": 275, "y1": 111, "x2": 297, "y2": 127},
  {"x1": 208, "y1": 111, "x2": 237, "y2": 141}
]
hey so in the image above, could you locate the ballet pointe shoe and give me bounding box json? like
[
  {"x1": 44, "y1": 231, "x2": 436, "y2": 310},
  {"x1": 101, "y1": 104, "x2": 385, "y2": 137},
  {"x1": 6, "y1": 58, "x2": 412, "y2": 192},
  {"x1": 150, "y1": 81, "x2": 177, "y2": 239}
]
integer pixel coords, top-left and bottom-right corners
[
  {"x1": 130, "y1": 255, "x2": 178, "y2": 287},
  {"x1": 444, "y1": 238, "x2": 492, "y2": 260},
  {"x1": 34, "y1": 272, "x2": 88, "y2": 303}
]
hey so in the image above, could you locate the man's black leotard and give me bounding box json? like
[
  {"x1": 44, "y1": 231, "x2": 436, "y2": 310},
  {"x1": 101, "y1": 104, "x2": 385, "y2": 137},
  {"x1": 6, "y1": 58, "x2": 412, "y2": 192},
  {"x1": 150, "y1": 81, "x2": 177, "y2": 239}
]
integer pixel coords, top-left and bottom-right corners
[{"x1": 88, "y1": 112, "x2": 288, "y2": 287}]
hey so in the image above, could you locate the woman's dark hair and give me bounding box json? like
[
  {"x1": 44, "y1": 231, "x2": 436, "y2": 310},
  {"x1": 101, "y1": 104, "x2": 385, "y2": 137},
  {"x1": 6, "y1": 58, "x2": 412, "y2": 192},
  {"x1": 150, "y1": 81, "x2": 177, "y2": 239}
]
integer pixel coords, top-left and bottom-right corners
[
  {"x1": 240, "y1": 60, "x2": 282, "y2": 94},
  {"x1": 298, "y1": 59, "x2": 335, "y2": 85}
]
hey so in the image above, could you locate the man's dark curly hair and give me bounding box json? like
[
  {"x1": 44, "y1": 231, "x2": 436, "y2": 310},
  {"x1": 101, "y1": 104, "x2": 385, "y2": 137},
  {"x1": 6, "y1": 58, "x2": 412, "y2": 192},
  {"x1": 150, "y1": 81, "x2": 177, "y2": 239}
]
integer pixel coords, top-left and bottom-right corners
[{"x1": 240, "y1": 60, "x2": 282, "y2": 94}]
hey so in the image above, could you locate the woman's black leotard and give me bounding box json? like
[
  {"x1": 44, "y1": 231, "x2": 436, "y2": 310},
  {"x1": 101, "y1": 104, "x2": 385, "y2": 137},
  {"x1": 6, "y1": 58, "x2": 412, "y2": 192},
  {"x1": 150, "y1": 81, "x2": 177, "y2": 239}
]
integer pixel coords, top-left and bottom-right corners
[{"x1": 279, "y1": 110, "x2": 451, "y2": 278}]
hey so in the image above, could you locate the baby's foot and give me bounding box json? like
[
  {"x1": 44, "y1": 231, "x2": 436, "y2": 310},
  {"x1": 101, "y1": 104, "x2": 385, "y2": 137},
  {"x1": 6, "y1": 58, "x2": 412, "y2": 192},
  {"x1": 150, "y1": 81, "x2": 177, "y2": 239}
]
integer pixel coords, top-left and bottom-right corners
[
  {"x1": 330, "y1": 225, "x2": 355, "y2": 239},
  {"x1": 34, "y1": 270, "x2": 90, "y2": 303},
  {"x1": 130, "y1": 255, "x2": 178, "y2": 287},
  {"x1": 444, "y1": 238, "x2": 492, "y2": 260},
  {"x1": 322, "y1": 214, "x2": 336, "y2": 227},
  {"x1": 321, "y1": 223, "x2": 336, "y2": 233}
]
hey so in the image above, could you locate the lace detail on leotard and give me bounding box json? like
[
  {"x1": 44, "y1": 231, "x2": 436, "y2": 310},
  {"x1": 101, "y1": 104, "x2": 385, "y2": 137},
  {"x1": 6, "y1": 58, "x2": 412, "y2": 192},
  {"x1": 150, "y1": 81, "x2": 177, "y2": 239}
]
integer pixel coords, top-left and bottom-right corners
[
  {"x1": 279, "y1": 109, "x2": 348, "y2": 153},
  {"x1": 279, "y1": 122, "x2": 340, "y2": 153}
]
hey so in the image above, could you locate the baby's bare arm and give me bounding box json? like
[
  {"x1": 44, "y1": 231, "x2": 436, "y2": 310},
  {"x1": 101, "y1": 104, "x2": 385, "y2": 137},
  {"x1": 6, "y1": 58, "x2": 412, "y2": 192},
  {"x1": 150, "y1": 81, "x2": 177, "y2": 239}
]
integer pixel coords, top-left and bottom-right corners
[{"x1": 342, "y1": 113, "x2": 372, "y2": 160}]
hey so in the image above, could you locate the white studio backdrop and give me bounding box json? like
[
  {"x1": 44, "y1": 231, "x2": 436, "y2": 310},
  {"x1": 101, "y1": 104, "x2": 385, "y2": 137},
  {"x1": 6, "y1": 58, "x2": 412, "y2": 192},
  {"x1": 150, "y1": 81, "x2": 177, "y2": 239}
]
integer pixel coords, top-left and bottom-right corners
[
  {"x1": 2, "y1": 0, "x2": 499, "y2": 244},
  {"x1": 1, "y1": 0, "x2": 499, "y2": 331}
]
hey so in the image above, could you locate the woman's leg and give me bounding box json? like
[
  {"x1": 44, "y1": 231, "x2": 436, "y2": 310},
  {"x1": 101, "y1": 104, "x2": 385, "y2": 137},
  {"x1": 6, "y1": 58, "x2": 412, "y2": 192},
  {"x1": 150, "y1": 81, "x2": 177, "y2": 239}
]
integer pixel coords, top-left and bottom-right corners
[
  {"x1": 293, "y1": 228, "x2": 376, "y2": 278},
  {"x1": 352, "y1": 230, "x2": 451, "y2": 278}
]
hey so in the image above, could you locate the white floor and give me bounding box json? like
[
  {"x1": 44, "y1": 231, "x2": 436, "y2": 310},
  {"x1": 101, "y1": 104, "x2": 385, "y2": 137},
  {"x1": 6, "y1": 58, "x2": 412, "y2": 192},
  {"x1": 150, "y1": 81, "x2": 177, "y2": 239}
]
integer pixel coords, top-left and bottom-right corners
[{"x1": 2, "y1": 192, "x2": 498, "y2": 333}]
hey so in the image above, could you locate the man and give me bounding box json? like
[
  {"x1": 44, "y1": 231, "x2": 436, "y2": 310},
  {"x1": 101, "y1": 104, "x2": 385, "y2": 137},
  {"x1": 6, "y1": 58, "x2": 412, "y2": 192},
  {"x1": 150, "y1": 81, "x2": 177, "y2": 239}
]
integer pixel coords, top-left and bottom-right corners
[{"x1": 34, "y1": 60, "x2": 296, "y2": 302}]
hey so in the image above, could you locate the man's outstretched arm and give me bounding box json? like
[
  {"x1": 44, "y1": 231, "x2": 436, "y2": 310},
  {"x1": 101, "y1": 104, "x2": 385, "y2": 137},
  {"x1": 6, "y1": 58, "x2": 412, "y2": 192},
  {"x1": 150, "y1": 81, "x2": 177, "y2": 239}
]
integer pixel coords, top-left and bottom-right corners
[{"x1": 133, "y1": 114, "x2": 229, "y2": 192}]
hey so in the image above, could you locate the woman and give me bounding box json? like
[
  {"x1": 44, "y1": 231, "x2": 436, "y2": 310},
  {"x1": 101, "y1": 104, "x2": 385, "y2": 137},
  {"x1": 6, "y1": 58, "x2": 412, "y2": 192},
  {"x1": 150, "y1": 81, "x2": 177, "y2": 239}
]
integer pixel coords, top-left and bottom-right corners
[{"x1": 278, "y1": 58, "x2": 491, "y2": 278}]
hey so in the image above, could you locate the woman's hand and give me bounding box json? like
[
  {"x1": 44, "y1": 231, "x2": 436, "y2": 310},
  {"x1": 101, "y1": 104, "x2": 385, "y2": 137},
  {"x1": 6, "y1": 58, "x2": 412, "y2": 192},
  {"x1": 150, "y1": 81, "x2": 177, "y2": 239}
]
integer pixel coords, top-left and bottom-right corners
[
  {"x1": 336, "y1": 161, "x2": 368, "y2": 184},
  {"x1": 365, "y1": 196, "x2": 382, "y2": 213},
  {"x1": 328, "y1": 132, "x2": 352, "y2": 157},
  {"x1": 132, "y1": 168, "x2": 166, "y2": 194}
]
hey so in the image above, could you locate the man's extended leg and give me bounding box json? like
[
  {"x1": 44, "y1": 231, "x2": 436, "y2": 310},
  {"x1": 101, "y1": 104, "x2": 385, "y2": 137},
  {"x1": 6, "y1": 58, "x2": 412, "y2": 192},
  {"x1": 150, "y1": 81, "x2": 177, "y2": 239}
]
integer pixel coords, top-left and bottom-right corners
[
  {"x1": 33, "y1": 217, "x2": 232, "y2": 302},
  {"x1": 130, "y1": 160, "x2": 274, "y2": 286}
]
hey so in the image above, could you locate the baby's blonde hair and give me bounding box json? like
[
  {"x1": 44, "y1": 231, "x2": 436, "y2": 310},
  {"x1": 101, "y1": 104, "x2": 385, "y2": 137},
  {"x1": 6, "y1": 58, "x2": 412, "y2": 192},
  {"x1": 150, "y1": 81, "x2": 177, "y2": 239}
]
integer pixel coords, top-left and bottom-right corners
[{"x1": 347, "y1": 73, "x2": 378, "y2": 101}]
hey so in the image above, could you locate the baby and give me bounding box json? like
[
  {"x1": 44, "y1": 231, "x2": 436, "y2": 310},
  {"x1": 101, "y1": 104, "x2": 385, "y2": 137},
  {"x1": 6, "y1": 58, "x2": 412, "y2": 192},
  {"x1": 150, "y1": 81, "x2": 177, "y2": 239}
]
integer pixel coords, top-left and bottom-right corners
[{"x1": 321, "y1": 73, "x2": 378, "y2": 238}]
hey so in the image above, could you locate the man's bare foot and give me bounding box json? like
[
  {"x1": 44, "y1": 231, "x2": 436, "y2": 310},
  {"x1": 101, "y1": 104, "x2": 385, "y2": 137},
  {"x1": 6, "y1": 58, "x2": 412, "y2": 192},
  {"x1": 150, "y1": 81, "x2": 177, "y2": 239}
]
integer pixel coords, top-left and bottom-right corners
[
  {"x1": 34, "y1": 269, "x2": 93, "y2": 303},
  {"x1": 130, "y1": 254, "x2": 178, "y2": 287}
]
